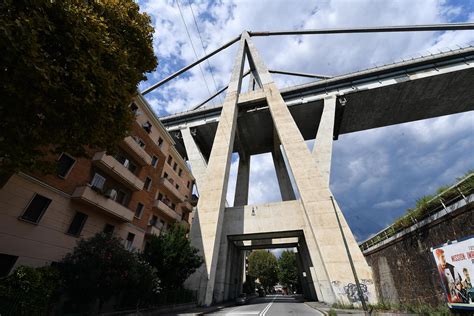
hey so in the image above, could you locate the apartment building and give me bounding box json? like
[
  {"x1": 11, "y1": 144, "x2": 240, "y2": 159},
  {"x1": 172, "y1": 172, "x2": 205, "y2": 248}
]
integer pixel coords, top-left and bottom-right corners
[{"x1": 0, "y1": 94, "x2": 195, "y2": 276}]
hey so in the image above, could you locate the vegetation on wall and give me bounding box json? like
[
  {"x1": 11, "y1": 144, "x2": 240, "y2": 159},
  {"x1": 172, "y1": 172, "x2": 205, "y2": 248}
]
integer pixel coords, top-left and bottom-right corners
[
  {"x1": 0, "y1": 0, "x2": 157, "y2": 179},
  {"x1": 360, "y1": 170, "x2": 473, "y2": 250}
]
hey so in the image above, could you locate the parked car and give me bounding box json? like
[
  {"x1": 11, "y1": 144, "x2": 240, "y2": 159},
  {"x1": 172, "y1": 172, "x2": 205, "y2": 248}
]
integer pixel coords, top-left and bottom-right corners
[{"x1": 236, "y1": 293, "x2": 247, "y2": 305}]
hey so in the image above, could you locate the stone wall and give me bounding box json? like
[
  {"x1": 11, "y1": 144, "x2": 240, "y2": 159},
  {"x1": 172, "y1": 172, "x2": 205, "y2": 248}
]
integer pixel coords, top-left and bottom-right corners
[{"x1": 363, "y1": 202, "x2": 473, "y2": 306}]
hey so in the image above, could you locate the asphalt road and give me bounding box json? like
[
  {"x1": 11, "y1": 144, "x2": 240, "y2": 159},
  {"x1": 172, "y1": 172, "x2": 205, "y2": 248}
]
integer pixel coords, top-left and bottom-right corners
[{"x1": 207, "y1": 294, "x2": 323, "y2": 316}]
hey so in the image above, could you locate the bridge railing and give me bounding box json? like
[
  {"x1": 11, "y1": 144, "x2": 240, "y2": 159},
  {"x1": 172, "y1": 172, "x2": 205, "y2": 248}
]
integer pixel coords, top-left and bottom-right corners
[{"x1": 359, "y1": 173, "x2": 474, "y2": 252}]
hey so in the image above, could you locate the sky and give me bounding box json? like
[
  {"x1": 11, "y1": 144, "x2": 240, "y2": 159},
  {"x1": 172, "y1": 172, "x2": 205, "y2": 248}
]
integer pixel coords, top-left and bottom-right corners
[{"x1": 137, "y1": 0, "x2": 474, "y2": 241}]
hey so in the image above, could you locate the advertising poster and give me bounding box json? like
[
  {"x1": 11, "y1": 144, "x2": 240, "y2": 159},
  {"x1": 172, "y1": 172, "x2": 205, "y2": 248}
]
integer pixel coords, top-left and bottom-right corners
[{"x1": 432, "y1": 236, "x2": 474, "y2": 310}]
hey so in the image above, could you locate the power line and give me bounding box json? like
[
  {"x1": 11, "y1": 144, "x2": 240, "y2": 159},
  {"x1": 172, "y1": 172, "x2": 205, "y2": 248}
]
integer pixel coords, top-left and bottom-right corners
[
  {"x1": 176, "y1": 0, "x2": 215, "y2": 105},
  {"x1": 187, "y1": 0, "x2": 223, "y2": 103}
]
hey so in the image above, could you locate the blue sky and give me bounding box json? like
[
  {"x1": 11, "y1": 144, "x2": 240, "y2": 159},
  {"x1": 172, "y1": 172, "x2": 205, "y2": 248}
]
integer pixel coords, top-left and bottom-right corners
[{"x1": 137, "y1": 0, "x2": 474, "y2": 241}]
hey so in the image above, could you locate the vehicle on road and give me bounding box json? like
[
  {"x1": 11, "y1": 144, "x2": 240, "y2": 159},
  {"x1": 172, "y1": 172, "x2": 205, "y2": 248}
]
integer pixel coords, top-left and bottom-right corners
[{"x1": 236, "y1": 293, "x2": 247, "y2": 305}]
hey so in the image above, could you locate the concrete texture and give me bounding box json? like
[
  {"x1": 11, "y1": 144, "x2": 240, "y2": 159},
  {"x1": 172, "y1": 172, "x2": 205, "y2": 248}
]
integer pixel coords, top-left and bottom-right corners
[
  {"x1": 190, "y1": 33, "x2": 248, "y2": 306},
  {"x1": 234, "y1": 152, "x2": 250, "y2": 206}
]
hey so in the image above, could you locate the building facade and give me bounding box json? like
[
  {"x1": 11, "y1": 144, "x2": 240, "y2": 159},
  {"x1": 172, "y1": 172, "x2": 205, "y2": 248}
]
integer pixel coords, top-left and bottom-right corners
[{"x1": 0, "y1": 94, "x2": 195, "y2": 276}]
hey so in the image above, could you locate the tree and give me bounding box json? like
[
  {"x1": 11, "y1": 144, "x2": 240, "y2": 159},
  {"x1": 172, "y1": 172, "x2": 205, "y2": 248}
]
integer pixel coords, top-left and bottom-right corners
[
  {"x1": 59, "y1": 233, "x2": 159, "y2": 313},
  {"x1": 0, "y1": 0, "x2": 157, "y2": 179},
  {"x1": 0, "y1": 266, "x2": 60, "y2": 316},
  {"x1": 142, "y1": 224, "x2": 203, "y2": 292},
  {"x1": 277, "y1": 250, "x2": 300, "y2": 291},
  {"x1": 247, "y1": 250, "x2": 279, "y2": 290}
]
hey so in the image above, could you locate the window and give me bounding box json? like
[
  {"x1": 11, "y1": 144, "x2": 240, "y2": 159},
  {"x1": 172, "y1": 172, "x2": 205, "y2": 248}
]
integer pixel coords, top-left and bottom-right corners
[
  {"x1": 142, "y1": 121, "x2": 152, "y2": 134},
  {"x1": 150, "y1": 215, "x2": 158, "y2": 226},
  {"x1": 151, "y1": 156, "x2": 158, "y2": 168},
  {"x1": 144, "y1": 177, "x2": 152, "y2": 191},
  {"x1": 91, "y1": 173, "x2": 106, "y2": 190},
  {"x1": 158, "y1": 137, "x2": 164, "y2": 148},
  {"x1": 135, "y1": 203, "x2": 144, "y2": 219},
  {"x1": 115, "y1": 189, "x2": 129, "y2": 206},
  {"x1": 57, "y1": 153, "x2": 76, "y2": 178},
  {"x1": 167, "y1": 156, "x2": 172, "y2": 165},
  {"x1": 163, "y1": 172, "x2": 168, "y2": 179},
  {"x1": 175, "y1": 184, "x2": 180, "y2": 190},
  {"x1": 173, "y1": 162, "x2": 177, "y2": 171},
  {"x1": 0, "y1": 253, "x2": 18, "y2": 277},
  {"x1": 130, "y1": 102, "x2": 138, "y2": 113},
  {"x1": 178, "y1": 168, "x2": 182, "y2": 177},
  {"x1": 67, "y1": 212, "x2": 88, "y2": 236},
  {"x1": 134, "y1": 137, "x2": 146, "y2": 148},
  {"x1": 170, "y1": 202, "x2": 176, "y2": 210},
  {"x1": 125, "y1": 233, "x2": 135, "y2": 250},
  {"x1": 159, "y1": 219, "x2": 165, "y2": 229},
  {"x1": 21, "y1": 194, "x2": 51, "y2": 223},
  {"x1": 158, "y1": 193, "x2": 163, "y2": 201},
  {"x1": 115, "y1": 154, "x2": 138, "y2": 174},
  {"x1": 103, "y1": 223, "x2": 115, "y2": 235},
  {"x1": 187, "y1": 181, "x2": 190, "y2": 189}
]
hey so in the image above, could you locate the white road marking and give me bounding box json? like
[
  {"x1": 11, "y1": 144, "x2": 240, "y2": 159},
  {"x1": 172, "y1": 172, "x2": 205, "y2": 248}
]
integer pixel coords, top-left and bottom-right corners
[{"x1": 259, "y1": 295, "x2": 277, "y2": 316}]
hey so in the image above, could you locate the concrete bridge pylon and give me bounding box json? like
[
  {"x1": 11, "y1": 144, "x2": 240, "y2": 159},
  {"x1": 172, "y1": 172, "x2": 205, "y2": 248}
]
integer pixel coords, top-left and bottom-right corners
[{"x1": 183, "y1": 32, "x2": 376, "y2": 306}]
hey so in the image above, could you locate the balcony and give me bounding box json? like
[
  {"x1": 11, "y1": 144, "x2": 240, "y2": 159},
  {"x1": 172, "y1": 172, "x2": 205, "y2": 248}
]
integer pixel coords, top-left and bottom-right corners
[
  {"x1": 72, "y1": 185, "x2": 134, "y2": 222},
  {"x1": 181, "y1": 200, "x2": 193, "y2": 212},
  {"x1": 153, "y1": 200, "x2": 181, "y2": 221},
  {"x1": 146, "y1": 225, "x2": 162, "y2": 237},
  {"x1": 92, "y1": 151, "x2": 144, "y2": 191},
  {"x1": 120, "y1": 136, "x2": 152, "y2": 166},
  {"x1": 159, "y1": 178, "x2": 185, "y2": 202}
]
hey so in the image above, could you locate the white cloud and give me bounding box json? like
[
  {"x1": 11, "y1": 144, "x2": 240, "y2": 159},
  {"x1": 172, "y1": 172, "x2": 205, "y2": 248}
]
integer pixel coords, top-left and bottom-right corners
[{"x1": 374, "y1": 199, "x2": 406, "y2": 209}]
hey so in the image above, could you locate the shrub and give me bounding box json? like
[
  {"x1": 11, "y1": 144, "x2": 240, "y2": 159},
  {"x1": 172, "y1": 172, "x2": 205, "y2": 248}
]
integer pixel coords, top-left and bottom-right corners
[{"x1": 0, "y1": 265, "x2": 60, "y2": 316}]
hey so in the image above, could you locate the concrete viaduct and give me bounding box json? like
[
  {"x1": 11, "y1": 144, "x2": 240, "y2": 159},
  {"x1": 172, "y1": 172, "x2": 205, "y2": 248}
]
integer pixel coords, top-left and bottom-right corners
[{"x1": 142, "y1": 25, "x2": 474, "y2": 306}]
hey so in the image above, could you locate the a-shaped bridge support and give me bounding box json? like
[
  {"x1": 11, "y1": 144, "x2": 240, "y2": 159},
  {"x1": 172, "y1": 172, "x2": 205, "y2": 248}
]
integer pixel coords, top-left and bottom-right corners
[{"x1": 183, "y1": 32, "x2": 376, "y2": 306}]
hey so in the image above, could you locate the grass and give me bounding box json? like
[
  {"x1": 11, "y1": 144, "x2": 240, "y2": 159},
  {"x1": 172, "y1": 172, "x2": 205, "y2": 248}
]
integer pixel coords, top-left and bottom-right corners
[{"x1": 330, "y1": 301, "x2": 451, "y2": 315}]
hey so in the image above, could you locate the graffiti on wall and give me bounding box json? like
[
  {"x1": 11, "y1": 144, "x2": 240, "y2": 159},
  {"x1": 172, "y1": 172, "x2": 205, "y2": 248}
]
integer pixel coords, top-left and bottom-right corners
[{"x1": 332, "y1": 279, "x2": 373, "y2": 303}]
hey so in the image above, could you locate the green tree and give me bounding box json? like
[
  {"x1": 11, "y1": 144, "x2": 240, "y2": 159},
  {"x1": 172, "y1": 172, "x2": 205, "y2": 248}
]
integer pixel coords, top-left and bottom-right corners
[
  {"x1": 0, "y1": 266, "x2": 60, "y2": 316},
  {"x1": 277, "y1": 250, "x2": 300, "y2": 291},
  {"x1": 59, "y1": 233, "x2": 159, "y2": 313},
  {"x1": 247, "y1": 250, "x2": 279, "y2": 290},
  {"x1": 0, "y1": 0, "x2": 157, "y2": 179},
  {"x1": 142, "y1": 224, "x2": 203, "y2": 292}
]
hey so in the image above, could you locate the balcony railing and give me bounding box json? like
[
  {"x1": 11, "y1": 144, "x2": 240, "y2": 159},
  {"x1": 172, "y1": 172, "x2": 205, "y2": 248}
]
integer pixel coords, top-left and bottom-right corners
[
  {"x1": 72, "y1": 185, "x2": 134, "y2": 222},
  {"x1": 121, "y1": 136, "x2": 152, "y2": 166},
  {"x1": 92, "y1": 151, "x2": 144, "y2": 191},
  {"x1": 153, "y1": 200, "x2": 181, "y2": 221},
  {"x1": 159, "y1": 178, "x2": 185, "y2": 202},
  {"x1": 181, "y1": 200, "x2": 193, "y2": 212},
  {"x1": 146, "y1": 225, "x2": 162, "y2": 237}
]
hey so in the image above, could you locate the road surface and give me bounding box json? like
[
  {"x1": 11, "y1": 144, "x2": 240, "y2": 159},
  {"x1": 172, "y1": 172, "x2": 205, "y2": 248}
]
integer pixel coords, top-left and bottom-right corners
[{"x1": 207, "y1": 294, "x2": 323, "y2": 315}]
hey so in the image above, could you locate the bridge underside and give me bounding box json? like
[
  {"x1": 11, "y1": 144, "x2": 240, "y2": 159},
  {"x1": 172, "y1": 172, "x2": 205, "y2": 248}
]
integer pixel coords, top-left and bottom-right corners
[{"x1": 165, "y1": 59, "x2": 474, "y2": 161}]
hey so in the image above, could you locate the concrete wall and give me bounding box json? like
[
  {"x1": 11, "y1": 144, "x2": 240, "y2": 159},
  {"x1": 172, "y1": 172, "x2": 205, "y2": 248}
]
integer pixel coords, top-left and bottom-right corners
[{"x1": 363, "y1": 202, "x2": 473, "y2": 306}]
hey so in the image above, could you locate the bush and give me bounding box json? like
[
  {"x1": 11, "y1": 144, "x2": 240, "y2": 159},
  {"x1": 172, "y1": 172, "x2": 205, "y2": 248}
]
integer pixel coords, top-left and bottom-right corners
[
  {"x1": 0, "y1": 265, "x2": 60, "y2": 316},
  {"x1": 59, "y1": 233, "x2": 159, "y2": 313},
  {"x1": 142, "y1": 224, "x2": 203, "y2": 292}
]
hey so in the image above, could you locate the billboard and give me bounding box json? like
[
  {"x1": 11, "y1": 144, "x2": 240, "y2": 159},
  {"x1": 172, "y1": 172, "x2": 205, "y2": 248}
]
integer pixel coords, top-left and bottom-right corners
[{"x1": 432, "y1": 236, "x2": 474, "y2": 310}]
